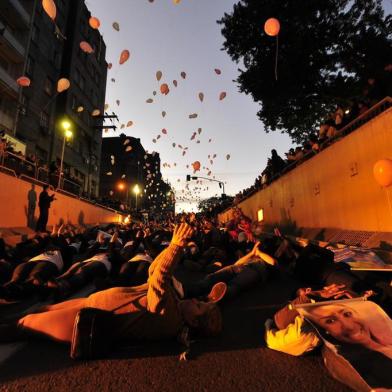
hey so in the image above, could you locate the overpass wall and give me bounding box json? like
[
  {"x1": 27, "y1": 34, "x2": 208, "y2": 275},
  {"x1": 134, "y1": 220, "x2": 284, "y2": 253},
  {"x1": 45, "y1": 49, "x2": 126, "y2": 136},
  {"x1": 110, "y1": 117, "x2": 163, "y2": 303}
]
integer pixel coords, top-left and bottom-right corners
[
  {"x1": 219, "y1": 108, "x2": 392, "y2": 233},
  {"x1": 0, "y1": 172, "x2": 121, "y2": 228}
]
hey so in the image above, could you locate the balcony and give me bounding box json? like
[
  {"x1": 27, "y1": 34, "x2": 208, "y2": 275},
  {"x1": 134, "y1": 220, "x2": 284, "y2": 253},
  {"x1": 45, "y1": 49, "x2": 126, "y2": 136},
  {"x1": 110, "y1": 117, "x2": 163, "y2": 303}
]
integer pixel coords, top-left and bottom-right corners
[
  {"x1": 0, "y1": 20, "x2": 25, "y2": 62},
  {"x1": 0, "y1": 65, "x2": 18, "y2": 96},
  {"x1": 1, "y1": 0, "x2": 30, "y2": 28}
]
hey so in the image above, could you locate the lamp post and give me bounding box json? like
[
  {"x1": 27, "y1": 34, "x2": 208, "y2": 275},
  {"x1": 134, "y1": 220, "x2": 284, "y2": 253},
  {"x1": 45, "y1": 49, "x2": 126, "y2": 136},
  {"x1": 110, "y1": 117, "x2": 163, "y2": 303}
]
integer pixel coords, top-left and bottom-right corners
[
  {"x1": 58, "y1": 121, "x2": 73, "y2": 189},
  {"x1": 133, "y1": 184, "x2": 140, "y2": 211}
]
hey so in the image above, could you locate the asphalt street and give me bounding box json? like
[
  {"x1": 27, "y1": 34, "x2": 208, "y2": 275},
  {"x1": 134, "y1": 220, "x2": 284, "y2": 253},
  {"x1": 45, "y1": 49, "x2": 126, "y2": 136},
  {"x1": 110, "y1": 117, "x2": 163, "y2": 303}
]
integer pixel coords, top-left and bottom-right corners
[{"x1": 0, "y1": 276, "x2": 350, "y2": 392}]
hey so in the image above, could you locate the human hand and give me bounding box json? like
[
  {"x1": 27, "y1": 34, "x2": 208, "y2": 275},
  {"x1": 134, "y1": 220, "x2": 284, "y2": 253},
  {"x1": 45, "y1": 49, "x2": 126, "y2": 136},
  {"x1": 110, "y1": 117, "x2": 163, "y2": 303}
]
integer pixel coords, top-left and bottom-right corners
[
  {"x1": 307, "y1": 284, "x2": 354, "y2": 300},
  {"x1": 250, "y1": 241, "x2": 261, "y2": 257},
  {"x1": 171, "y1": 223, "x2": 193, "y2": 247}
]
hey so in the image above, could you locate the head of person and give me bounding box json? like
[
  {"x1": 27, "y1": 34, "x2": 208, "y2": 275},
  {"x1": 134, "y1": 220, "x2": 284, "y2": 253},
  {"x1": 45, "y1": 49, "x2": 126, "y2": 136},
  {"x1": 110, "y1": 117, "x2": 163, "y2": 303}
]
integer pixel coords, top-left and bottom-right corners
[
  {"x1": 306, "y1": 304, "x2": 372, "y2": 346},
  {"x1": 43, "y1": 185, "x2": 49, "y2": 192},
  {"x1": 179, "y1": 283, "x2": 225, "y2": 336}
]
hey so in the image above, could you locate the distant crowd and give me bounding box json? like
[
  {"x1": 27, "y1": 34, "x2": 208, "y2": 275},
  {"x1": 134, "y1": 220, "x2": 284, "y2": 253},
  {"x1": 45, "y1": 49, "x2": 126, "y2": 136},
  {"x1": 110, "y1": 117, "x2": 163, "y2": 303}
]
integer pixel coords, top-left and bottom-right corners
[{"x1": 235, "y1": 64, "x2": 392, "y2": 201}]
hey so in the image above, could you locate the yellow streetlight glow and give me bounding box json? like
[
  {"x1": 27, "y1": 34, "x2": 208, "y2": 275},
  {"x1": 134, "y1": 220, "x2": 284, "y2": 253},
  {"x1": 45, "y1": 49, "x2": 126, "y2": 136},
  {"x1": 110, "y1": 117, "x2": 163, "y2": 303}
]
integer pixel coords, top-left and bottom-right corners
[
  {"x1": 65, "y1": 129, "x2": 73, "y2": 139},
  {"x1": 62, "y1": 120, "x2": 71, "y2": 131},
  {"x1": 133, "y1": 184, "x2": 140, "y2": 195}
]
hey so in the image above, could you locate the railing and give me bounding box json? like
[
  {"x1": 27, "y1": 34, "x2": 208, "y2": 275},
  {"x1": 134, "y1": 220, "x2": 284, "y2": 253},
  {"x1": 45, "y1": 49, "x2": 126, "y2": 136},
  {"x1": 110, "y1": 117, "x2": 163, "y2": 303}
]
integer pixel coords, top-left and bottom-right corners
[
  {"x1": 0, "y1": 153, "x2": 123, "y2": 215},
  {"x1": 234, "y1": 96, "x2": 392, "y2": 205},
  {"x1": 1, "y1": 151, "x2": 37, "y2": 178}
]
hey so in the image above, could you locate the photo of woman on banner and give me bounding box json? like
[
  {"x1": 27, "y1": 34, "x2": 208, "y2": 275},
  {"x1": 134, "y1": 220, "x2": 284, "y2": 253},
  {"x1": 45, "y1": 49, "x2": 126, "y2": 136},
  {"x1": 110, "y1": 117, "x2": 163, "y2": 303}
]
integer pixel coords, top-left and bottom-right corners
[{"x1": 298, "y1": 300, "x2": 392, "y2": 390}]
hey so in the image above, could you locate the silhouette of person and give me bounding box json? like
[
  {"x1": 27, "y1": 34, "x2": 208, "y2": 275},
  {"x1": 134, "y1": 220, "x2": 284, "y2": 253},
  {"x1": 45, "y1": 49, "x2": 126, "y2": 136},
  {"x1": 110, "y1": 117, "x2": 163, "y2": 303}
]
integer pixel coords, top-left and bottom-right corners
[
  {"x1": 36, "y1": 185, "x2": 55, "y2": 233},
  {"x1": 27, "y1": 184, "x2": 37, "y2": 228}
]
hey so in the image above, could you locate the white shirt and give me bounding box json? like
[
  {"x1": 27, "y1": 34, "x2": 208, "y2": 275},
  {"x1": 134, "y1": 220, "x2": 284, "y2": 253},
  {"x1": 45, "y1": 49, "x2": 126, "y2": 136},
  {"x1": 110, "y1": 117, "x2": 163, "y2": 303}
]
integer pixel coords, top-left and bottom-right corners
[
  {"x1": 29, "y1": 250, "x2": 64, "y2": 272},
  {"x1": 82, "y1": 253, "x2": 111, "y2": 273}
]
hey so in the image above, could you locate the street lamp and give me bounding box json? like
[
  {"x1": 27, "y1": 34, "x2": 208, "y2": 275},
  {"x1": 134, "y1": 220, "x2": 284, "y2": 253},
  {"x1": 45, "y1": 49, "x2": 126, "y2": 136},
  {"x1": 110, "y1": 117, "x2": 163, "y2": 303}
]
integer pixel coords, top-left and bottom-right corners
[
  {"x1": 58, "y1": 120, "x2": 73, "y2": 189},
  {"x1": 133, "y1": 184, "x2": 140, "y2": 210}
]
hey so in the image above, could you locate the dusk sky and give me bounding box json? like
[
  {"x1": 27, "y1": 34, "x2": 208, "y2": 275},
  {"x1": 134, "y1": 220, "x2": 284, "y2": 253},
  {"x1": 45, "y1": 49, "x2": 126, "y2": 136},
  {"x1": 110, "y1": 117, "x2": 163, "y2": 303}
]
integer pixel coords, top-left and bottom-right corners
[{"x1": 86, "y1": 0, "x2": 391, "y2": 212}]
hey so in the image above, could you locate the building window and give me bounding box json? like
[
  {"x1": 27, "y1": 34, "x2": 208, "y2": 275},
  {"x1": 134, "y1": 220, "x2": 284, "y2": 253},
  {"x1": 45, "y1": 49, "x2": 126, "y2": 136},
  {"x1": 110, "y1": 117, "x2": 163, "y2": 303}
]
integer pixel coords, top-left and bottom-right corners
[
  {"x1": 44, "y1": 77, "x2": 54, "y2": 96},
  {"x1": 32, "y1": 24, "x2": 40, "y2": 43},
  {"x1": 0, "y1": 55, "x2": 9, "y2": 71},
  {"x1": 52, "y1": 50, "x2": 61, "y2": 69},
  {"x1": 71, "y1": 95, "x2": 77, "y2": 110},
  {"x1": 40, "y1": 111, "x2": 49, "y2": 128},
  {"x1": 80, "y1": 75, "x2": 85, "y2": 90},
  {"x1": 26, "y1": 56, "x2": 35, "y2": 77},
  {"x1": 19, "y1": 95, "x2": 28, "y2": 116}
]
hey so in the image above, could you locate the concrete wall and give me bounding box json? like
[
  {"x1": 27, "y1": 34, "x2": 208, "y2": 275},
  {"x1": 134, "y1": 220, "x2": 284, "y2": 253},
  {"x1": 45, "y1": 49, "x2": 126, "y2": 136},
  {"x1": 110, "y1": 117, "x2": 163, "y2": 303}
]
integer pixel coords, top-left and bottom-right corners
[
  {"x1": 219, "y1": 108, "x2": 392, "y2": 233},
  {"x1": 0, "y1": 172, "x2": 121, "y2": 229}
]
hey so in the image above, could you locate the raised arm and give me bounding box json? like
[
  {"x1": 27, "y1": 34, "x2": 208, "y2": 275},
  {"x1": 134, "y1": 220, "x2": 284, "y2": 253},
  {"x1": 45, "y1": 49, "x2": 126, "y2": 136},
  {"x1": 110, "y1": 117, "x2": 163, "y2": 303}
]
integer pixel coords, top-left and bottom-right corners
[{"x1": 147, "y1": 223, "x2": 193, "y2": 313}]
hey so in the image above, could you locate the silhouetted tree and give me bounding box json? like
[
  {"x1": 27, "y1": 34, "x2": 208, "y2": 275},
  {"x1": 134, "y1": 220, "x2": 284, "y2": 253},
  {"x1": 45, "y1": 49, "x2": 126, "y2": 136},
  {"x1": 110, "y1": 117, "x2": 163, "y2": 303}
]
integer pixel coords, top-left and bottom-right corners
[{"x1": 218, "y1": 0, "x2": 392, "y2": 142}]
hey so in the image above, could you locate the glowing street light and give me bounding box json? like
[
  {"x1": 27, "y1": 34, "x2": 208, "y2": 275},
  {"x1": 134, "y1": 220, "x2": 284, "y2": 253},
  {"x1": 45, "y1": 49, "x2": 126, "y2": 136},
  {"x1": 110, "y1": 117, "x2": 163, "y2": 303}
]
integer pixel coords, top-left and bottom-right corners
[
  {"x1": 58, "y1": 120, "x2": 73, "y2": 189},
  {"x1": 133, "y1": 184, "x2": 140, "y2": 210}
]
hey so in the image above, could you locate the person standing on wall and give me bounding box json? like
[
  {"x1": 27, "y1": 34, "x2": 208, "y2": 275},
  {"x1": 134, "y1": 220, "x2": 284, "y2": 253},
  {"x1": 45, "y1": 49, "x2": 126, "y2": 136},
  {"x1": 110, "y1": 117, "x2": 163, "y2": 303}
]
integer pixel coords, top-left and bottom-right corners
[{"x1": 36, "y1": 185, "x2": 55, "y2": 233}]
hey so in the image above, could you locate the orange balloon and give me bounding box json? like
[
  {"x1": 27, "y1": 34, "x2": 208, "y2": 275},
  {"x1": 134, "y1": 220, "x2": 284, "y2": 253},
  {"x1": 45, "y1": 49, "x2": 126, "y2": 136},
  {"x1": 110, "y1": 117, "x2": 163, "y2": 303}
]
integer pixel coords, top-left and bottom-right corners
[
  {"x1": 373, "y1": 159, "x2": 392, "y2": 187},
  {"x1": 89, "y1": 17, "x2": 101, "y2": 30},
  {"x1": 264, "y1": 18, "x2": 280, "y2": 36},
  {"x1": 42, "y1": 0, "x2": 56, "y2": 21},
  {"x1": 80, "y1": 41, "x2": 94, "y2": 54},
  {"x1": 16, "y1": 76, "x2": 31, "y2": 87},
  {"x1": 57, "y1": 78, "x2": 70, "y2": 93},
  {"x1": 160, "y1": 83, "x2": 170, "y2": 95},
  {"x1": 192, "y1": 161, "x2": 201, "y2": 172},
  {"x1": 119, "y1": 50, "x2": 130, "y2": 65}
]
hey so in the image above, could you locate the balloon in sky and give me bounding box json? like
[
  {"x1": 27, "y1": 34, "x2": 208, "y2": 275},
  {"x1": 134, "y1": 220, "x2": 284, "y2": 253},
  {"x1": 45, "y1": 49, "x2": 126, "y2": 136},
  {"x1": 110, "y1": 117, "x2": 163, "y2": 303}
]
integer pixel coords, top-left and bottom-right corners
[
  {"x1": 116, "y1": 99, "x2": 120, "y2": 105},
  {"x1": 173, "y1": 0, "x2": 181, "y2": 4},
  {"x1": 80, "y1": 41, "x2": 94, "y2": 54},
  {"x1": 77, "y1": 106, "x2": 84, "y2": 112},
  {"x1": 192, "y1": 161, "x2": 201, "y2": 172},
  {"x1": 180, "y1": 72, "x2": 186, "y2": 79},
  {"x1": 112, "y1": 22, "x2": 120, "y2": 31},
  {"x1": 226, "y1": 154, "x2": 231, "y2": 160},
  {"x1": 125, "y1": 146, "x2": 133, "y2": 152},
  {"x1": 42, "y1": 0, "x2": 56, "y2": 21},
  {"x1": 162, "y1": 128, "x2": 167, "y2": 134},
  {"x1": 92, "y1": 109, "x2": 100, "y2": 116},
  {"x1": 172, "y1": 143, "x2": 176, "y2": 147},
  {"x1": 198, "y1": 92, "x2": 204, "y2": 102},
  {"x1": 89, "y1": 17, "x2": 100, "y2": 29},
  {"x1": 57, "y1": 78, "x2": 70, "y2": 93},
  {"x1": 123, "y1": 139, "x2": 130, "y2": 145},
  {"x1": 189, "y1": 113, "x2": 198, "y2": 119},
  {"x1": 127, "y1": 121, "x2": 133, "y2": 127},
  {"x1": 173, "y1": 80, "x2": 178, "y2": 87},
  {"x1": 160, "y1": 83, "x2": 170, "y2": 95},
  {"x1": 119, "y1": 50, "x2": 130, "y2": 65},
  {"x1": 16, "y1": 76, "x2": 31, "y2": 87},
  {"x1": 214, "y1": 68, "x2": 221, "y2": 75},
  {"x1": 106, "y1": 172, "x2": 112, "y2": 176},
  {"x1": 198, "y1": 128, "x2": 202, "y2": 134},
  {"x1": 264, "y1": 18, "x2": 280, "y2": 36},
  {"x1": 219, "y1": 92, "x2": 227, "y2": 101},
  {"x1": 162, "y1": 111, "x2": 166, "y2": 118},
  {"x1": 146, "y1": 98, "x2": 153, "y2": 103},
  {"x1": 373, "y1": 159, "x2": 392, "y2": 187},
  {"x1": 104, "y1": 103, "x2": 109, "y2": 110},
  {"x1": 156, "y1": 71, "x2": 162, "y2": 81}
]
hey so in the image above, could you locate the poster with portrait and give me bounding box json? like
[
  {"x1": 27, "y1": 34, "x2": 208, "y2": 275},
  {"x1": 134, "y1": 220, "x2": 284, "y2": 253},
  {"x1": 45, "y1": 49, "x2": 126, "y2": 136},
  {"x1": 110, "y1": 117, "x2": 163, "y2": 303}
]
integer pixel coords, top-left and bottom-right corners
[{"x1": 296, "y1": 299, "x2": 392, "y2": 391}]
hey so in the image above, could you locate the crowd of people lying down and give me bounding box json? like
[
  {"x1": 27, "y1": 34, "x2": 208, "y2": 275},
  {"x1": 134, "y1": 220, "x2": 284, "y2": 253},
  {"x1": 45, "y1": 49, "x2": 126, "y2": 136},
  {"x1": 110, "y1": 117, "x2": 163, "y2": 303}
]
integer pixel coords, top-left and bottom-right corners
[{"x1": 0, "y1": 209, "x2": 391, "y2": 388}]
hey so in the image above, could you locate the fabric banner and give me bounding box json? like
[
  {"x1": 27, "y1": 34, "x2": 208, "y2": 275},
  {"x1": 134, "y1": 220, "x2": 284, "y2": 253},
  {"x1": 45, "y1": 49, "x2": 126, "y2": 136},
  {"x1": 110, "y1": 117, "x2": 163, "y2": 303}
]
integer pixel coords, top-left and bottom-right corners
[{"x1": 296, "y1": 300, "x2": 392, "y2": 391}]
